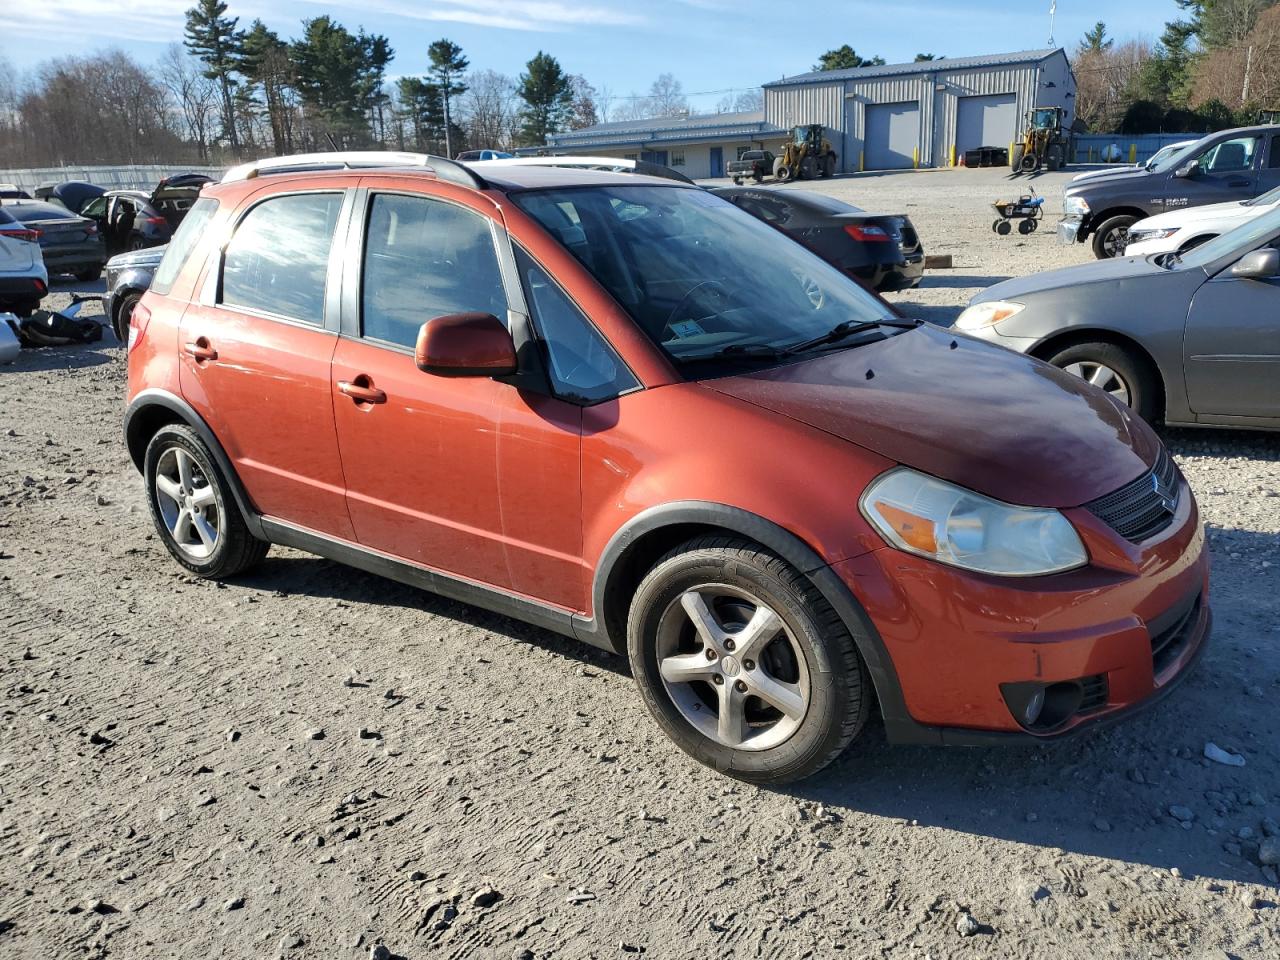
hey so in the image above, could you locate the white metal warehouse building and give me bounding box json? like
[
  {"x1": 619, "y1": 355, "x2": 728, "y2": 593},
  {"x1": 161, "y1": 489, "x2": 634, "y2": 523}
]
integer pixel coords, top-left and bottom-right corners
[
  {"x1": 530, "y1": 111, "x2": 789, "y2": 180},
  {"x1": 763, "y1": 49, "x2": 1076, "y2": 172}
]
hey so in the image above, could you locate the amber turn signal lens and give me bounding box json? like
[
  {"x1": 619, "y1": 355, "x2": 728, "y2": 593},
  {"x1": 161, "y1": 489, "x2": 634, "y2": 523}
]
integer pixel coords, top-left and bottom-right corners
[{"x1": 869, "y1": 502, "x2": 937, "y2": 554}]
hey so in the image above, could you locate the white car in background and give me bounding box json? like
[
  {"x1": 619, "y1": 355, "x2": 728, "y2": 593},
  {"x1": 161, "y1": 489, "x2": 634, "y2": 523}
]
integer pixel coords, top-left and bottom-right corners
[
  {"x1": 1069, "y1": 140, "x2": 1197, "y2": 185},
  {"x1": 1125, "y1": 185, "x2": 1280, "y2": 258},
  {"x1": 0, "y1": 219, "x2": 49, "y2": 318}
]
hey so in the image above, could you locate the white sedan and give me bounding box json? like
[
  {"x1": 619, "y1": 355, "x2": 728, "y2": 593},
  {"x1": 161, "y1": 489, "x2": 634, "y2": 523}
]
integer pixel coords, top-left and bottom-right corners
[
  {"x1": 1124, "y1": 185, "x2": 1280, "y2": 258},
  {"x1": 0, "y1": 219, "x2": 49, "y2": 318}
]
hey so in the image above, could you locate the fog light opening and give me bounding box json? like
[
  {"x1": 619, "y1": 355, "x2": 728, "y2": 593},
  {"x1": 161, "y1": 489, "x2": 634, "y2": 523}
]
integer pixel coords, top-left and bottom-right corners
[
  {"x1": 1001, "y1": 680, "x2": 1085, "y2": 732},
  {"x1": 1022, "y1": 687, "x2": 1045, "y2": 726}
]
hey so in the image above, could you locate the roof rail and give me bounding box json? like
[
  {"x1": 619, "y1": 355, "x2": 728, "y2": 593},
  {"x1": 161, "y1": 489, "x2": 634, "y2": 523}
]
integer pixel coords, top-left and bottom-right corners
[
  {"x1": 465, "y1": 155, "x2": 696, "y2": 185},
  {"x1": 220, "y1": 152, "x2": 486, "y2": 189}
]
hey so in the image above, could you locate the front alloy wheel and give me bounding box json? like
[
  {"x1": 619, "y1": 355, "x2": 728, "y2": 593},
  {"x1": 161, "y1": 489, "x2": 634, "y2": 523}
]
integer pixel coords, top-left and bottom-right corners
[
  {"x1": 628, "y1": 537, "x2": 871, "y2": 783},
  {"x1": 656, "y1": 586, "x2": 810, "y2": 751},
  {"x1": 1059, "y1": 360, "x2": 1130, "y2": 407}
]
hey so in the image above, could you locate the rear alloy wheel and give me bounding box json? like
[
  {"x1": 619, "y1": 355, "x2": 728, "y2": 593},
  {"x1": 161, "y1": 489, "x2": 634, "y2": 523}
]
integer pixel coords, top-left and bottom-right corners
[
  {"x1": 1047, "y1": 341, "x2": 1160, "y2": 423},
  {"x1": 1090, "y1": 215, "x2": 1136, "y2": 260},
  {"x1": 628, "y1": 537, "x2": 870, "y2": 783},
  {"x1": 144, "y1": 424, "x2": 268, "y2": 578}
]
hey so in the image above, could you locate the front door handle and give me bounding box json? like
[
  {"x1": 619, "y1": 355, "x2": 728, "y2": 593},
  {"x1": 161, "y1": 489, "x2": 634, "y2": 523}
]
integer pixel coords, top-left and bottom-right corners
[
  {"x1": 184, "y1": 338, "x2": 217, "y2": 362},
  {"x1": 337, "y1": 378, "x2": 387, "y2": 404}
]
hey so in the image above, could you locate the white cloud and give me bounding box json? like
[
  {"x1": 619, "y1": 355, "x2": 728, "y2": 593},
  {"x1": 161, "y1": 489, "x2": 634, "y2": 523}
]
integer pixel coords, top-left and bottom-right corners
[{"x1": 325, "y1": 0, "x2": 643, "y2": 32}]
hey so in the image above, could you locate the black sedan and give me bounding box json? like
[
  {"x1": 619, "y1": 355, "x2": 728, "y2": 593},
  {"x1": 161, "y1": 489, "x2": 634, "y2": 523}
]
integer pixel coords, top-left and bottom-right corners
[
  {"x1": 711, "y1": 187, "x2": 924, "y2": 292},
  {"x1": 104, "y1": 244, "x2": 164, "y2": 341},
  {"x1": 0, "y1": 200, "x2": 105, "y2": 281}
]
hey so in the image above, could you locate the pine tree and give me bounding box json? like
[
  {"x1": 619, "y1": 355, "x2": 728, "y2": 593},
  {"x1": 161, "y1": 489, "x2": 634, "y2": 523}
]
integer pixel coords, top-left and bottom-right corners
[
  {"x1": 1079, "y1": 22, "x2": 1113, "y2": 54},
  {"x1": 184, "y1": 0, "x2": 245, "y2": 152},
  {"x1": 517, "y1": 52, "x2": 573, "y2": 146},
  {"x1": 427, "y1": 39, "x2": 468, "y2": 158},
  {"x1": 240, "y1": 20, "x2": 293, "y2": 155},
  {"x1": 289, "y1": 17, "x2": 393, "y2": 149},
  {"x1": 814, "y1": 45, "x2": 885, "y2": 71}
]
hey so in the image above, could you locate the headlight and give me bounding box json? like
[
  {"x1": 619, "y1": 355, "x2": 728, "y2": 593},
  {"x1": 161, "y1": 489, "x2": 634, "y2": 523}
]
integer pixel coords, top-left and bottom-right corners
[
  {"x1": 1063, "y1": 194, "x2": 1090, "y2": 217},
  {"x1": 860, "y1": 468, "x2": 1088, "y2": 576},
  {"x1": 1128, "y1": 227, "x2": 1178, "y2": 242},
  {"x1": 954, "y1": 300, "x2": 1024, "y2": 331}
]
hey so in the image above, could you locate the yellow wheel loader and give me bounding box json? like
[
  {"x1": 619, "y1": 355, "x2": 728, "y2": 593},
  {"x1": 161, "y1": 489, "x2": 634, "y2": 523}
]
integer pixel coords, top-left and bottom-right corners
[{"x1": 773, "y1": 124, "x2": 838, "y2": 182}]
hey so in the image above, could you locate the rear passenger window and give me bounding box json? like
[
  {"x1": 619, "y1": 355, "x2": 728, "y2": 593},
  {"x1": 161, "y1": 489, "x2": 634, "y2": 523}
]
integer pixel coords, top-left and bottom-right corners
[
  {"x1": 1271, "y1": 135, "x2": 1280, "y2": 169},
  {"x1": 152, "y1": 197, "x2": 219, "y2": 297},
  {"x1": 361, "y1": 194, "x2": 508, "y2": 348},
  {"x1": 221, "y1": 192, "x2": 343, "y2": 324}
]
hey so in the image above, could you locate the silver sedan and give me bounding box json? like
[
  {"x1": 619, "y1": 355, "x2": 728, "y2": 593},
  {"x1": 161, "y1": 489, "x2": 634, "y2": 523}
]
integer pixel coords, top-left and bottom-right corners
[{"x1": 955, "y1": 206, "x2": 1280, "y2": 430}]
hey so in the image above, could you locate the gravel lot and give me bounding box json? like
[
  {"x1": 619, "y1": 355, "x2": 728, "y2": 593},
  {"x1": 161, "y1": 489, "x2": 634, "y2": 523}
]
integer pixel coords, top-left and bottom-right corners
[{"x1": 2, "y1": 167, "x2": 1278, "y2": 960}]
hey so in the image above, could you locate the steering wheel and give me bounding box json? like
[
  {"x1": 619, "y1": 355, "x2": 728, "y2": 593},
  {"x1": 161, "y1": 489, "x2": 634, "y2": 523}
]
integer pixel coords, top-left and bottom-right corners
[{"x1": 662, "y1": 280, "x2": 731, "y2": 338}]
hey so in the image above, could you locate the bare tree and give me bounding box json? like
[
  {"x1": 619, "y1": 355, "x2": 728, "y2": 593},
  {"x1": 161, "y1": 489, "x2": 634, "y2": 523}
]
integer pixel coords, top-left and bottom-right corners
[
  {"x1": 1072, "y1": 38, "x2": 1153, "y2": 131},
  {"x1": 647, "y1": 73, "x2": 688, "y2": 117},
  {"x1": 595, "y1": 84, "x2": 615, "y2": 124},
  {"x1": 159, "y1": 44, "x2": 220, "y2": 162},
  {"x1": 460, "y1": 69, "x2": 519, "y2": 150}
]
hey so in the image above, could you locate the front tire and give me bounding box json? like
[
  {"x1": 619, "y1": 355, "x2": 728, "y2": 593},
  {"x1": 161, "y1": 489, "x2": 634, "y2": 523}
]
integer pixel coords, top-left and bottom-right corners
[
  {"x1": 627, "y1": 537, "x2": 871, "y2": 784},
  {"x1": 144, "y1": 424, "x2": 268, "y2": 578},
  {"x1": 1090, "y1": 214, "x2": 1136, "y2": 259},
  {"x1": 774, "y1": 160, "x2": 793, "y2": 183},
  {"x1": 1046, "y1": 341, "x2": 1161, "y2": 423}
]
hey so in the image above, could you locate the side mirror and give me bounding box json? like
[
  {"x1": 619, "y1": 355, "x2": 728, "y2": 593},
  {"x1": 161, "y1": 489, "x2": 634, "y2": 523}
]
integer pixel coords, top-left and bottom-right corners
[
  {"x1": 1229, "y1": 248, "x2": 1280, "y2": 280},
  {"x1": 1174, "y1": 160, "x2": 1199, "y2": 179},
  {"x1": 415, "y1": 312, "x2": 517, "y2": 378}
]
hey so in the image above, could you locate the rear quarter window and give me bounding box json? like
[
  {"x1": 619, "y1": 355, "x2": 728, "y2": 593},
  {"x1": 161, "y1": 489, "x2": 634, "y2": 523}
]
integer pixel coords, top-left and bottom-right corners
[{"x1": 150, "y1": 197, "x2": 219, "y2": 298}]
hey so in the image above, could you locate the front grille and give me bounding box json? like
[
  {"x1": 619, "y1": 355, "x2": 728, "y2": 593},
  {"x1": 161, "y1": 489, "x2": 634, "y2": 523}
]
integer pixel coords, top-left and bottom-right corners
[
  {"x1": 1078, "y1": 674, "x2": 1109, "y2": 713},
  {"x1": 1084, "y1": 447, "x2": 1180, "y2": 542},
  {"x1": 1150, "y1": 592, "x2": 1201, "y2": 677}
]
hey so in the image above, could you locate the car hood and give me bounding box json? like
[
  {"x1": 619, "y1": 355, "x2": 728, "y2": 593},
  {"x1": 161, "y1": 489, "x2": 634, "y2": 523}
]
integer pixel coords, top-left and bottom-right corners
[
  {"x1": 1065, "y1": 167, "x2": 1153, "y2": 193},
  {"x1": 705, "y1": 323, "x2": 1159, "y2": 508},
  {"x1": 108, "y1": 245, "x2": 166, "y2": 270},
  {"x1": 1070, "y1": 164, "x2": 1141, "y2": 184},
  {"x1": 969, "y1": 254, "x2": 1173, "y2": 303},
  {"x1": 1133, "y1": 197, "x2": 1257, "y2": 231}
]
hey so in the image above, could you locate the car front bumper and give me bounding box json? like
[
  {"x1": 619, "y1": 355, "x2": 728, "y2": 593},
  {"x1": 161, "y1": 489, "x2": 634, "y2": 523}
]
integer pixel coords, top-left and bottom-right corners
[
  {"x1": 833, "y1": 474, "x2": 1210, "y2": 743},
  {"x1": 1058, "y1": 216, "x2": 1085, "y2": 245}
]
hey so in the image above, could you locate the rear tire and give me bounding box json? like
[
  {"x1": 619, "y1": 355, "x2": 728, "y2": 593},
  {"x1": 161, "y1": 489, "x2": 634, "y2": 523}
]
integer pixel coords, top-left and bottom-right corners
[
  {"x1": 822, "y1": 155, "x2": 835, "y2": 178},
  {"x1": 1011, "y1": 145, "x2": 1025, "y2": 171},
  {"x1": 774, "y1": 160, "x2": 793, "y2": 183},
  {"x1": 627, "y1": 536, "x2": 871, "y2": 784},
  {"x1": 1090, "y1": 215, "x2": 1136, "y2": 259},
  {"x1": 112, "y1": 291, "x2": 141, "y2": 343},
  {"x1": 144, "y1": 424, "x2": 269, "y2": 579},
  {"x1": 1046, "y1": 341, "x2": 1161, "y2": 423}
]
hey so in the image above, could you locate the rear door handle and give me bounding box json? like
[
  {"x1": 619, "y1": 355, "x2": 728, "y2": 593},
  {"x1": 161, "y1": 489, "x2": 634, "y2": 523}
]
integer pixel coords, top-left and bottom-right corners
[
  {"x1": 337, "y1": 378, "x2": 387, "y2": 404},
  {"x1": 184, "y1": 338, "x2": 217, "y2": 361}
]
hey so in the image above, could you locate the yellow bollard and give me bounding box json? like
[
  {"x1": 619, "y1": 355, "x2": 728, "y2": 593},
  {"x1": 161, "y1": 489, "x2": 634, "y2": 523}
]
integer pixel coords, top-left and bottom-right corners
[
  {"x1": 950, "y1": 144, "x2": 957, "y2": 167},
  {"x1": 859, "y1": 150, "x2": 864, "y2": 172},
  {"x1": 913, "y1": 146, "x2": 919, "y2": 169},
  {"x1": 1129, "y1": 143, "x2": 1137, "y2": 163}
]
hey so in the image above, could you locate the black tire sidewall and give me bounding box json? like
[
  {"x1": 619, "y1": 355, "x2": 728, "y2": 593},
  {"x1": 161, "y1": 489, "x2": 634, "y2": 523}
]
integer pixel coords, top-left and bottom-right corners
[
  {"x1": 113, "y1": 292, "x2": 140, "y2": 343},
  {"x1": 143, "y1": 425, "x2": 236, "y2": 576},
  {"x1": 1048, "y1": 342, "x2": 1159, "y2": 422},
  {"x1": 1091, "y1": 215, "x2": 1135, "y2": 259},
  {"x1": 628, "y1": 546, "x2": 860, "y2": 783}
]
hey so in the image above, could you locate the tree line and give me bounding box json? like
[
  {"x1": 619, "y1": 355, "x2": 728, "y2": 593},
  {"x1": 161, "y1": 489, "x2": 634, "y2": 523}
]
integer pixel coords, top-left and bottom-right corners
[
  {"x1": 1072, "y1": 2, "x2": 1279, "y2": 135},
  {"x1": 0, "y1": 0, "x2": 724, "y2": 168}
]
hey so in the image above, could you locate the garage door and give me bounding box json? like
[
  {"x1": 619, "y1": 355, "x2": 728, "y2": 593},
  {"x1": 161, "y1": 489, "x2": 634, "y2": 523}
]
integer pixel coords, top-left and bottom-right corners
[
  {"x1": 956, "y1": 93, "x2": 1017, "y2": 152},
  {"x1": 865, "y1": 101, "x2": 920, "y2": 170}
]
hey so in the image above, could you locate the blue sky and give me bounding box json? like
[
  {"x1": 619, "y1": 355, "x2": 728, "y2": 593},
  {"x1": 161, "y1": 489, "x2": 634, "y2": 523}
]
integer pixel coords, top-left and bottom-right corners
[{"x1": 2, "y1": 0, "x2": 1181, "y2": 113}]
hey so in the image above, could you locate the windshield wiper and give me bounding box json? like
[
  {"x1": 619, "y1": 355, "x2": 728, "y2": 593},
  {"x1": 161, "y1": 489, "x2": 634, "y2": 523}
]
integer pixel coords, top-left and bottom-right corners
[{"x1": 784, "y1": 318, "x2": 920, "y2": 355}]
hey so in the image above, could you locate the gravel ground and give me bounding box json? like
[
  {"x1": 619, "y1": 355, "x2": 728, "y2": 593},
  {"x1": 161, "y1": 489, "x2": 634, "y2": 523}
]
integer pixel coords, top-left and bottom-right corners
[{"x1": 2, "y1": 167, "x2": 1278, "y2": 960}]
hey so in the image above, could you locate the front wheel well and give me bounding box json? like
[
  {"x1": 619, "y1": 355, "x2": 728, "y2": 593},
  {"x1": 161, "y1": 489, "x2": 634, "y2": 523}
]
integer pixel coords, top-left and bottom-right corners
[
  {"x1": 1028, "y1": 329, "x2": 1165, "y2": 414},
  {"x1": 1085, "y1": 207, "x2": 1148, "y2": 237}
]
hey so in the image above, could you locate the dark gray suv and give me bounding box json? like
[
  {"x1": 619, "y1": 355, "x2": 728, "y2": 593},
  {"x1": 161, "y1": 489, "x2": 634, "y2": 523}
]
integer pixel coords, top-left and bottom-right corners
[{"x1": 1061, "y1": 125, "x2": 1280, "y2": 259}]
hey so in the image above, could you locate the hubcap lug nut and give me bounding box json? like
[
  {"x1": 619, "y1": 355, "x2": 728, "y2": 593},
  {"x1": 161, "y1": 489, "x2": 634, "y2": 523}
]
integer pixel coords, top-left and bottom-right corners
[
  {"x1": 743, "y1": 659, "x2": 755, "y2": 670},
  {"x1": 724, "y1": 639, "x2": 735, "y2": 651},
  {"x1": 734, "y1": 680, "x2": 747, "y2": 692},
  {"x1": 705, "y1": 649, "x2": 717, "y2": 660},
  {"x1": 713, "y1": 675, "x2": 724, "y2": 685}
]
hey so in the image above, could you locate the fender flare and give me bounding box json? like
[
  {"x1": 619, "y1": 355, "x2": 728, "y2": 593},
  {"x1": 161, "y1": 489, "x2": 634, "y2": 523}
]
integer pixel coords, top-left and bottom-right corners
[
  {"x1": 123, "y1": 388, "x2": 266, "y2": 539},
  {"x1": 573, "y1": 501, "x2": 913, "y2": 734}
]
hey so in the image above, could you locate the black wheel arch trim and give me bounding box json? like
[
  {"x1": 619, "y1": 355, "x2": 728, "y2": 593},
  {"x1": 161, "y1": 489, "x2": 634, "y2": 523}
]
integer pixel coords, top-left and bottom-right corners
[
  {"x1": 571, "y1": 500, "x2": 920, "y2": 738},
  {"x1": 124, "y1": 388, "x2": 266, "y2": 539}
]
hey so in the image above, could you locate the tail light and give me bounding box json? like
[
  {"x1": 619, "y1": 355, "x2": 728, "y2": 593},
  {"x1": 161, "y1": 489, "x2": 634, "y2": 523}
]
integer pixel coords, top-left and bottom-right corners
[
  {"x1": 33, "y1": 278, "x2": 47, "y2": 294},
  {"x1": 127, "y1": 301, "x2": 152, "y2": 354},
  {"x1": 844, "y1": 224, "x2": 892, "y2": 242},
  {"x1": 144, "y1": 216, "x2": 166, "y2": 227},
  {"x1": 4, "y1": 228, "x2": 40, "y2": 242}
]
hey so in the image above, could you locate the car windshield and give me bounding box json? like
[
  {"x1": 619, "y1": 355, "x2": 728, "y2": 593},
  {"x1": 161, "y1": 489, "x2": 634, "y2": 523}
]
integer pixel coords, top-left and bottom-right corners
[
  {"x1": 1177, "y1": 205, "x2": 1280, "y2": 269},
  {"x1": 1243, "y1": 185, "x2": 1280, "y2": 207},
  {"x1": 512, "y1": 184, "x2": 898, "y2": 368}
]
